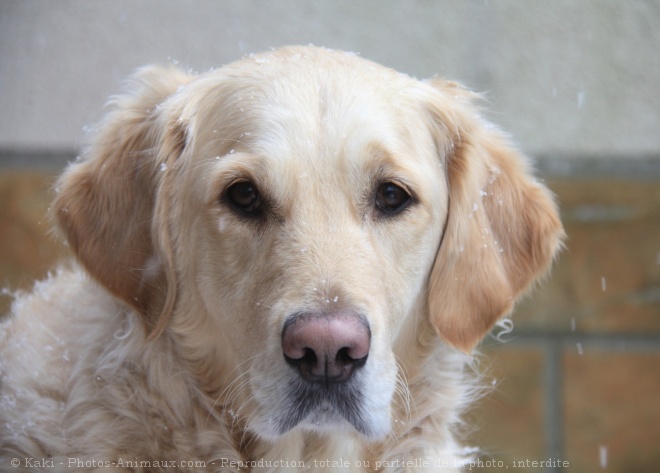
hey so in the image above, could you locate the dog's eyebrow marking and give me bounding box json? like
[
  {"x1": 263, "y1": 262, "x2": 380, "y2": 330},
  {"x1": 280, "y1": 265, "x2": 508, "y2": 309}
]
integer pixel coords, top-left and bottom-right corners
[{"x1": 365, "y1": 143, "x2": 415, "y2": 180}]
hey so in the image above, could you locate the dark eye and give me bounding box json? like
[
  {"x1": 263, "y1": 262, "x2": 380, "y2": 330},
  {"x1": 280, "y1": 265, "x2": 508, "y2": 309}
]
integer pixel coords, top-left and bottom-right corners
[
  {"x1": 375, "y1": 182, "x2": 411, "y2": 215},
  {"x1": 226, "y1": 181, "x2": 262, "y2": 215}
]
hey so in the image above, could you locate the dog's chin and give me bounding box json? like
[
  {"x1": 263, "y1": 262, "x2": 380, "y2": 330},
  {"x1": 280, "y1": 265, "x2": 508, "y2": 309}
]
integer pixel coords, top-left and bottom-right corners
[
  {"x1": 296, "y1": 404, "x2": 391, "y2": 441},
  {"x1": 251, "y1": 402, "x2": 391, "y2": 442}
]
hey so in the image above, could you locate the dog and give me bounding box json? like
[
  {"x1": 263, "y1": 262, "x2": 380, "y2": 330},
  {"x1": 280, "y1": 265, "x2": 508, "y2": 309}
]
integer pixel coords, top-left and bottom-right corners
[{"x1": 0, "y1": 46, "x2": 563, "y2": 472}]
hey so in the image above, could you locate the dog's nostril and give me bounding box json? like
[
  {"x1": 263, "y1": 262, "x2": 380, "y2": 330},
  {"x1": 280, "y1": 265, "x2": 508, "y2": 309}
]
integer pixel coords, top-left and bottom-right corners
[
  {"x1": 301, "y1": 348, "x2": 317, "y2": 365},
  {"x1": 282, "y1": 312, "x2": 371, "y2": 384},
  {"x1": 336, "y1": 346, "x2": 351, "y2": 364},
  {"x1": 336, "y1": 346, "x2": 367, "y2": 367}
]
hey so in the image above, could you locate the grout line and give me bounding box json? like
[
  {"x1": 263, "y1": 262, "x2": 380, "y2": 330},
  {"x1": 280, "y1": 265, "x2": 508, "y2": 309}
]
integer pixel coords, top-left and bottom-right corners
[
  {"x1": 494, "y1": 332, "x2": 660, "y2": 352},
  {"x1": 533, "y1": 155, "x2": 660, "y2": 180},
  {"x1": 0, "y1": 151, "x2": 75, "y2": 170},
  {"x1": 543, "y1": 341, "x2": 564, "y2": 473}
]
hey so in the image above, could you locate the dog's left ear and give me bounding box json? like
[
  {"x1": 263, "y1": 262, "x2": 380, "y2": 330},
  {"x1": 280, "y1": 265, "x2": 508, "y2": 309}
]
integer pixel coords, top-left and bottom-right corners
[{"x1": 423, "y1": 80, "x2": 564, "y2": 353}]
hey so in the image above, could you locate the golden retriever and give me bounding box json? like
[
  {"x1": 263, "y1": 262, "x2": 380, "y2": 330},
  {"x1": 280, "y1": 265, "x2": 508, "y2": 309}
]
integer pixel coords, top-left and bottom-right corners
[{"x1": 0, "y1": 46, "x2": 563, "y2": 472}]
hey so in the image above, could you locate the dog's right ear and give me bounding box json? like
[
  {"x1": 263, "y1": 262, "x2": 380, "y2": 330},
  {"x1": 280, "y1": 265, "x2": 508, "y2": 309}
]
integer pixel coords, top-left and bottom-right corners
[{"x1": 53, "y1": 65, "x2": 193, "y2": 334}]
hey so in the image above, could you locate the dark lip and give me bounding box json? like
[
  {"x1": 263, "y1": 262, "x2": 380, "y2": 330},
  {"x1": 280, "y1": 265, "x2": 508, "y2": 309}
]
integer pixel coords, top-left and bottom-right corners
[{"x1": 275, "y1": 377, "x2": 370, "y2": 436}]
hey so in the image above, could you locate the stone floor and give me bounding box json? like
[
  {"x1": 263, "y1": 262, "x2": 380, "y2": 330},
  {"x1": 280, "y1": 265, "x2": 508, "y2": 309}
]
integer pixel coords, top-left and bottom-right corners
[{"x1": 1, "y1": 170, "x2": 659, "y2": 473}]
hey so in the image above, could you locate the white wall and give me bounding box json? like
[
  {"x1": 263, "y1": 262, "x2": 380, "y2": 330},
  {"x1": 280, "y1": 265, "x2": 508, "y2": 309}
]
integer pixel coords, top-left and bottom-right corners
[{"x1": 1, "y1": 0, "x2": 659, "y2": 162}]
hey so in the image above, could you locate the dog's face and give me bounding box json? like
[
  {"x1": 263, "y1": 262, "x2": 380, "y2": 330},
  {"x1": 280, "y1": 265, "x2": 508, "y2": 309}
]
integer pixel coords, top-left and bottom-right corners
[
  {"x1": 53, "y1": 47, "x2": 563, "y2": 441},
  {"x1": 182, "y1": 59, "x2": 449, "y2": 439}
]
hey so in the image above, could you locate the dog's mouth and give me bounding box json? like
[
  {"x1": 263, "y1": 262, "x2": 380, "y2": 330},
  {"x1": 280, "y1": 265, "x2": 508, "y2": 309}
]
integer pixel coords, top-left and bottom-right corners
[{"x1": 274, "y1": 378, "x2": 375, "y2": 437}]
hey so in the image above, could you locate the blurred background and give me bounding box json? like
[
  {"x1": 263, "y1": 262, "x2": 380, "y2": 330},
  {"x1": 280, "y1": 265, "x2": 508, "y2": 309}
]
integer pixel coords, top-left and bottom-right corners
[{"x1": 1, "y1": 1, "x2": 659, "y2": 471}]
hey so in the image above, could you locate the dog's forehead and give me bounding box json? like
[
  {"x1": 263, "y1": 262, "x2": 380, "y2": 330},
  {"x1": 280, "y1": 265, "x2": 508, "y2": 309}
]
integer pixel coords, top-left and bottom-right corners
[
  {"x1": 210, "y1": 49, "x2": 413, "y2": 123},
  {"x1": 210, "y1": 48, "x2": 424, "y2": 164}
]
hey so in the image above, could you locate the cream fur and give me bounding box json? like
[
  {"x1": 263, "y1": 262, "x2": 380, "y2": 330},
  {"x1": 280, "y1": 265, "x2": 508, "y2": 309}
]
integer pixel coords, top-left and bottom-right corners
[{"x1": 0, "y1": 46, "x2": 563, "y2": 472}]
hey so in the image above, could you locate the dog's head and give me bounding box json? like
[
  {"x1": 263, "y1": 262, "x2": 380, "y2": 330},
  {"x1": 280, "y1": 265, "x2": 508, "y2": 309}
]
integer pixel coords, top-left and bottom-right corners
[{"x1": 53, "y1": 47, "x2": 563, "y2": 441}]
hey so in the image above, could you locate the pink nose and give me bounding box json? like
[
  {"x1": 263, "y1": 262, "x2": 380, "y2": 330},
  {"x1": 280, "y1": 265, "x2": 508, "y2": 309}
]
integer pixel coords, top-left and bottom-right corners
[{"x1": 282, "y1": 312, "x2": 371, "y2": 384}]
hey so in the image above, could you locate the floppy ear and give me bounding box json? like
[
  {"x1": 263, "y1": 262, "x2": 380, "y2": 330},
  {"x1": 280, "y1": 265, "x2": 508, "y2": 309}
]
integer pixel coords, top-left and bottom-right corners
[
  {"x1": 425, "y1": 81, "x2": 564, "y2": 353},
  {"x1": 53, "y1": 65, "x2": 193, "y2": 335}
]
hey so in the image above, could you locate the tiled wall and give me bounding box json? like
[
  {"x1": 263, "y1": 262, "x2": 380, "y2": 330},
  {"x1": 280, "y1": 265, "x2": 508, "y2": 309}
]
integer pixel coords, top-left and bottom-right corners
[
  {"x1": 468, "y1": 179, "x2": 660, "y2": 472},
  {"x1": 1, "y1": 157, "x2": 659, "y2": 472}
]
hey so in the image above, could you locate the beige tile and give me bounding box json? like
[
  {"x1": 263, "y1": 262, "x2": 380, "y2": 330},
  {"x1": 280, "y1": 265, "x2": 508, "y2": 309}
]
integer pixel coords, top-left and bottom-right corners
[
  {"x1": 466, "y1": 347, "x2": 545, "y2": 472},
  {"x1": 564, "y1": 351, "x2": 660, "y2": 472},
  {"x1": 515, "y1": 180, "x2": 660, "y2": 334}
]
